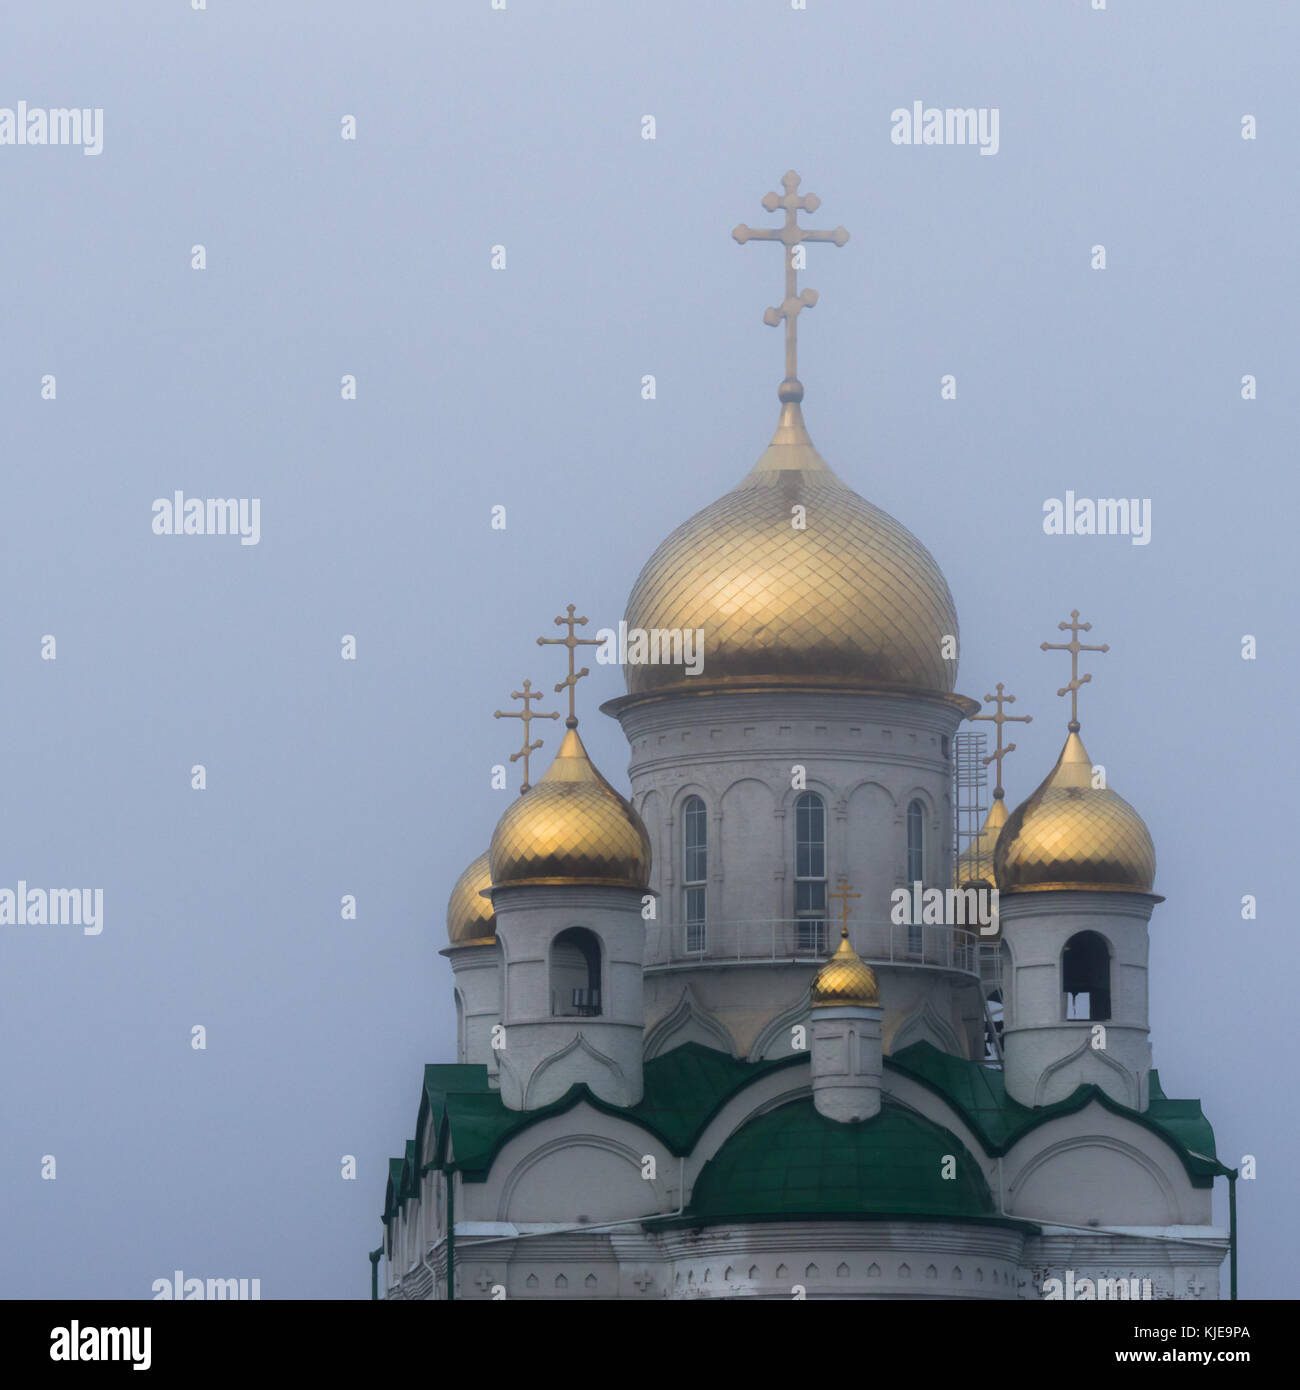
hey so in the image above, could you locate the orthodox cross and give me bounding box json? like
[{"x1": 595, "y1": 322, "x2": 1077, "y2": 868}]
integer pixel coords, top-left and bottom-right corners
[
  {"x1": 733, "y1": 170, "x2": 849, "y2": 402},
  {"x1": 1041, "y1": 610, "x2": 1109, "y2": 732},
  {"x1": 493, "y1": 679, "x2": 559, "y2": 793},
  {"x1": 537, "y1": 604, "x2": 603, "y2": 726},
  {"x1": 827, "y1": 877, "x2": 861, "y2": 942},
  {"x1": 971, "y1": 683, "x2": 1032, "y2": 800}
]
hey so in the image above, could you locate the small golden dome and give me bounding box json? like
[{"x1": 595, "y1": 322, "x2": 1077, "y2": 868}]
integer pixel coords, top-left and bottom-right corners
[
  {"x1": 446, "y1": 851, "x2": 496, "y2": 946},
  {"x1": 811, "y1": 929, "x2": 880, "y2": 1008},
  {"x1": 956, "y1": 796, "x2": 1008, "y2": 886},
  {"x1": 994, "y1": 731, "x2": 1156, "y2": 894},
  {"x1": 621, "y1": 402, "x2": 965, "y2": 701},
  {"x1": 488, "y1": 726, "x2": 651, "y2": 889}
]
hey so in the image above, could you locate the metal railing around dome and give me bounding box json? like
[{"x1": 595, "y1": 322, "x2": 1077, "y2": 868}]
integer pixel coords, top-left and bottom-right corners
[{"x1": 646, "y1": 918, "x2": 987, "y2": 976}]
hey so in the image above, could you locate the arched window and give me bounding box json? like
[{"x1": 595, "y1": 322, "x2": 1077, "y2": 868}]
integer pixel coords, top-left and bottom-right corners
[
  {"x1": 906, "y1": 799, "x2": 925, "y2": 883},
  {"x1": 1062, "y1": 930, "x2": 1111, "y2": 1021},
  {"x1": 794, "y1": 791, "x2": 826, "y2": 953},
  {"x1": 682, "y1": 795, "x2": 707, "y2": 953},
  {"x1": 551, "y1": 927, "x2": 602, "y2": 1017}
]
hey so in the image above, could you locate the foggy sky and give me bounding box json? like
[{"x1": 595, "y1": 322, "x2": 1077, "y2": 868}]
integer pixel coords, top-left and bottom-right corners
[{"x1": 0, "y1": 0, "x2": 1293, "y2": 1298}]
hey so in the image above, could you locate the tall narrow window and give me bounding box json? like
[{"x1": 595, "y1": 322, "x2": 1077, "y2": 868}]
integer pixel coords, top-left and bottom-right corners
[
  {"x1": 682, "y1": 796, "x2": 707, "y2": 953},
  {"x1": 906, "y1": 800, "x2": 925, "y2": 955},
  {"x1": 795, "y1": 792, "x2": 826, "y2": 953},
  {"x1": 1062, "y1": 931, "x2": 1111, "y2": 1021},
  {"x1": 906, "y1": 800, "x2": 925, "y2": 883}
]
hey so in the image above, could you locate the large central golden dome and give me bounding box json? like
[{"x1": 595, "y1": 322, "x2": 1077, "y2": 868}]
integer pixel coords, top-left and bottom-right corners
[{"x1": 622, "y1": 399, "x2": 961, "y2": 699}]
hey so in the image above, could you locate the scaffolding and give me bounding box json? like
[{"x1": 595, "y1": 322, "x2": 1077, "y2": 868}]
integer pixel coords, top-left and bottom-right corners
[
  {"x1": 952, "y1": 729, "x2": 1003, "y2": 1065},
  {"x1": 952, "y1": 730, "x2": 989, "y2": 886}
]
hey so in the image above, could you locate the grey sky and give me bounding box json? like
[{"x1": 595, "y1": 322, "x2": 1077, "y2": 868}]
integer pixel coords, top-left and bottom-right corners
[{"x1": 0, "y1": 0, "x2": 1293, "y2": 1298}]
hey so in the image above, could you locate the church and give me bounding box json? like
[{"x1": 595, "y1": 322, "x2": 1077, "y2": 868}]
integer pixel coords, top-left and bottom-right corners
[{"x1": 373, "y1": 173, "x2": 1233, "y2": 1301}]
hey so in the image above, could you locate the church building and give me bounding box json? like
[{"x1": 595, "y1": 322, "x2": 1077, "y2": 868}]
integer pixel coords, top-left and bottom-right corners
[{"x1": 373, "y1": 173, "x2": 1233, "y2": 1301}]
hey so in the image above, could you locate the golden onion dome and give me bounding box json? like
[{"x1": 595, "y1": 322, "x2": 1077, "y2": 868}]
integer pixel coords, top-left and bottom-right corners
[
  {"x1": 445, "y1": 851, "x2": 496, "y2": 946},
  {"x1": 621, "y1": 400, "x2": 965, "y2": 701},
  {"x1": 488, "y1": 725, "x2": 651, "y2": 890},
  {"x1": 811, "y1": 928, "x2": 880, "y2": 1008},
  {"x1": 956, "y1": 796, "x2": 1008, "y2": 886},
  {"x1": 994, "y1": 731, "x2": 1157, "y2": 895}
]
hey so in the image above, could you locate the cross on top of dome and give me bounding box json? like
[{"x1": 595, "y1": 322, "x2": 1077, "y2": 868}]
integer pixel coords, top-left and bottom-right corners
[
  {"x1": 537, "y1": 604, "x2": 603, "y2": 728},
  {"x1": 827, "y1": 877, "x2": 860, "y2": 942},
  {"x1": 1041, "y1": 610, "x2": 1109, "y2": 732},
  {"x1": 493, "y1": 679, "x2": 559, "y2": 794},
  {"x1": 972, "y1": 682, "x2": 1032, "y2": 800},
  {"x1": 732, "y1": 170, "x2": 849, "y2": 404}
]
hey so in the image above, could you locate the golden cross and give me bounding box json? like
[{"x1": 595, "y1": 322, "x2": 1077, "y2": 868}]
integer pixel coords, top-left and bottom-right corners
[
  {"x1": 971, "y1": 682, "x2": 1032, "y2": 800},
  {"x1": 733, "y1": 170, "x2": 849, "y2": 404},
  {"x1": 826, "y1": 877, "x2": 861, "y2": 942},
  {"x1": 1041, "y1": 610, "x2": 1109, "y2": 732},
  {"x1": 493, "y1": 679, "x2": 559, "y2": 793},
  {"x1": 537, "y1": 604, "x2": 603, "y2": 727}
]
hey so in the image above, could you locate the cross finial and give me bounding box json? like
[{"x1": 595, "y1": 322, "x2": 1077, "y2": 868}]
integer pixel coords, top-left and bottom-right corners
[
  {"x1": 536, "y1": 604, "x2": 603, "y2": 727},
  {"x1": 1041, "y1": 610, "x2": 1109, "y2": 732},
  {"x1": 970, "y1": 682, "x2": 1033, "y2": 800},
  {"x1": 733, "y1": 170, "x2": 849, "y2": 404},
  {"x1": 826, "y1": 877, "x2": 861, "y2": 942},
  {"x1": 493, "y1": 679, "x2": 559, "y2": 793}
]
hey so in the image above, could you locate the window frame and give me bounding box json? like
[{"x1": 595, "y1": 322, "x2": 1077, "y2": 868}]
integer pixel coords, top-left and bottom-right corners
[
  {"x1": 681, "y1": 795, "x2": 708, "y2": 954},
  {"x1": 794, "y1": 791, "x2": 827, "y2": 954}
]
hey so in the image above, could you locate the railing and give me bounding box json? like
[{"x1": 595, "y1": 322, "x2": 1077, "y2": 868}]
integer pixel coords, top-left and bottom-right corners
[
  {"x1": 977, "y1": 942, "x2": 1004, "y2": 992},
  {"x1": 647, "y1": 918, "x2": 986, "y2": 975}
]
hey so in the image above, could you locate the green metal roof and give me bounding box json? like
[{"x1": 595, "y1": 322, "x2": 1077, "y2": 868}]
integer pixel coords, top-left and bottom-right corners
[
  {"x1": 383, "y1": 1044, "x2": 800, "y2": 1223},
  {"x1": 416, "y1": 1043, "x2": 802, "y2": 1180},
  {"x1": 383, "y1": 1156, "x2": 408, "y2": 1228},
  {"x1": 381, "y1": 1040, "x2": 1227, "y2": 1226},
  {"x1": 887, "y1": 1042, "x2": 1228, "y2": 1187},
  {"x1": 416, "y1": 1063, "x2": 494, "y2": 1173},
  {"x1": 635, "y1": 1041, "x2": 803, "y2": 1151},
  {"x1": 679, "y1": 1098, "x2": 1001, "y2": 1226}
]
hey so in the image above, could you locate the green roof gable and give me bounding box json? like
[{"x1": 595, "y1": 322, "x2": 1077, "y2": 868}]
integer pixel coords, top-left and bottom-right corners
[
  {"x1": 635, "y1": 1041, "x2": 803, "y2": 1151},
  {"x1": 409, "y1": 1043, "x2": 802, "y2": 1186},
  {"x1": 383, "y1": 1157, "x2": 407, "y2": 1227},
  {"x1": 888, "y1": 1042, "x2": 1228, "y2": 1187}
]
